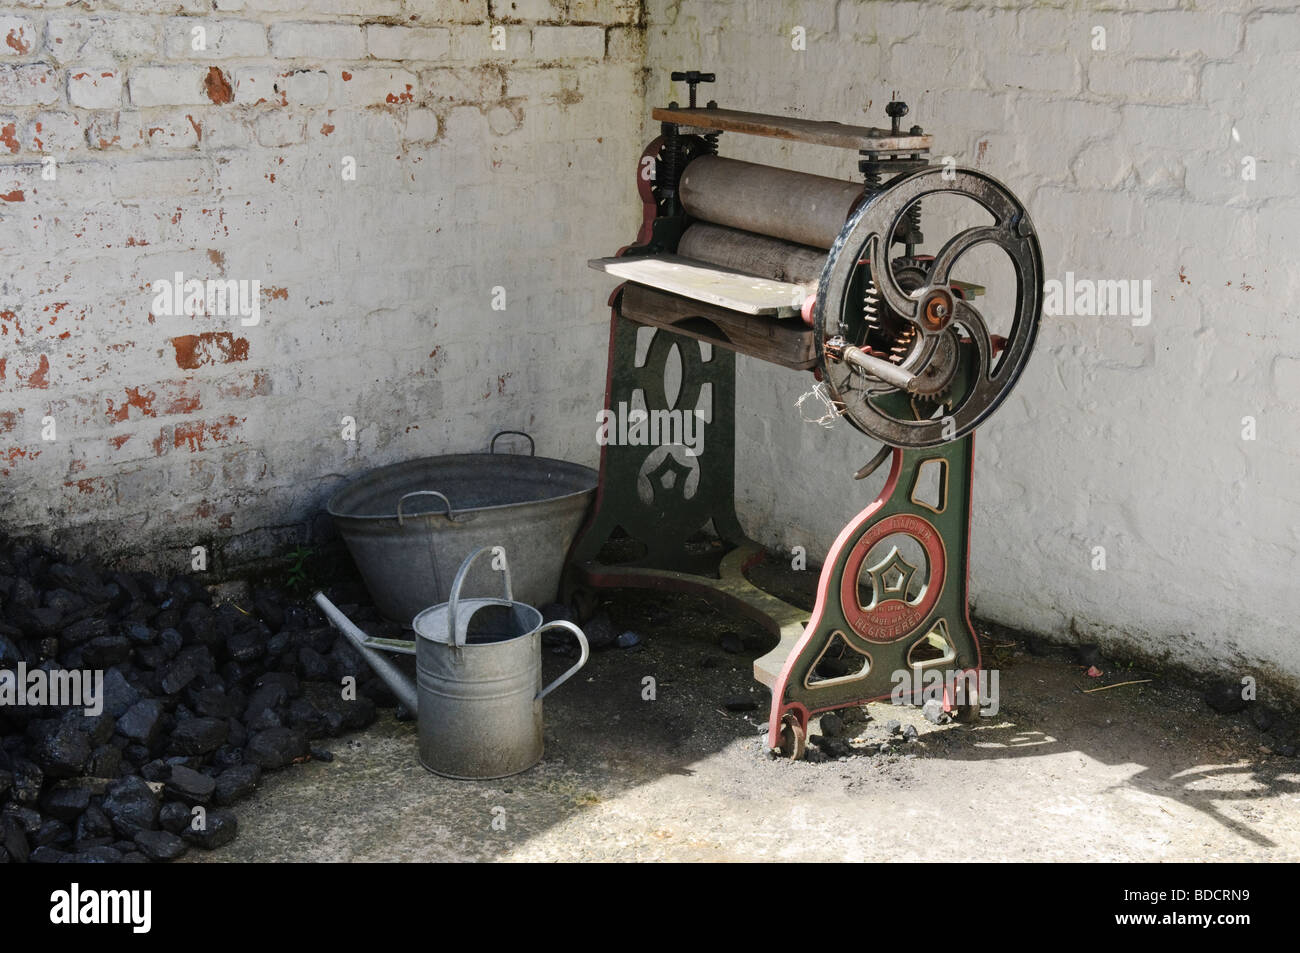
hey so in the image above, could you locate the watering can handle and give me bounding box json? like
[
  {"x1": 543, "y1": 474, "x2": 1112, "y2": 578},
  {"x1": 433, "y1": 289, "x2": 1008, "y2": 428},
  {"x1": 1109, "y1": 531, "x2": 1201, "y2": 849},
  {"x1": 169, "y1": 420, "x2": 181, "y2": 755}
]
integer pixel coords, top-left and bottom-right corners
[
  {"x1": 396, "y1": 490, "x2": 454, "y2": 526},
  {"x1": 490, "y1": 430, "x2": 535, "y2": 456},
  {"x1": 447, "y1": 545, "x2": 514, "y2": 646},
  {"x1": 534, "y1": 621, "x2": 589, "y2": 701}
]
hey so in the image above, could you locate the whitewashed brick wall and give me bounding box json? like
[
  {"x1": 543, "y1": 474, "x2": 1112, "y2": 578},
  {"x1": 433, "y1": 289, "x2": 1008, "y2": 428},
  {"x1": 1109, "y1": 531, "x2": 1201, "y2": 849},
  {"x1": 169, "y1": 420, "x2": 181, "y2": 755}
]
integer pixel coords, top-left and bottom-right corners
[
  {"x1": 645, "y1": 0, "x2": 1300, "y2": 692},
  {"x1": 0, "y1": 0, "x2": 644, "y2": 572},
  {"x1": 2, "y1": 0, "x2": 1295, "y2": 698}
]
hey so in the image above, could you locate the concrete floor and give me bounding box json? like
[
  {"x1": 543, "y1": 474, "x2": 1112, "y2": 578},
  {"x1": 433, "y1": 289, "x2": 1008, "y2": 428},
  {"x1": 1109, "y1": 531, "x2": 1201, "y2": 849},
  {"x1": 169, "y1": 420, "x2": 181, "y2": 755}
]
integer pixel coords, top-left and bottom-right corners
[{"x1": 191, "y1": 587, "x2": 1300, "y2": 863}]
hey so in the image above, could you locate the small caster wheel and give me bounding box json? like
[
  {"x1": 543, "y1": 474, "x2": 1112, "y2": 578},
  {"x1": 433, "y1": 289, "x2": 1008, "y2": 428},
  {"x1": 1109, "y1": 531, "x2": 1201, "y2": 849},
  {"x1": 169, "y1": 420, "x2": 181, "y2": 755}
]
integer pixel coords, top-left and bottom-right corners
[{"x1": 773, "y1": 713, "x2": 807, "y2": 760}]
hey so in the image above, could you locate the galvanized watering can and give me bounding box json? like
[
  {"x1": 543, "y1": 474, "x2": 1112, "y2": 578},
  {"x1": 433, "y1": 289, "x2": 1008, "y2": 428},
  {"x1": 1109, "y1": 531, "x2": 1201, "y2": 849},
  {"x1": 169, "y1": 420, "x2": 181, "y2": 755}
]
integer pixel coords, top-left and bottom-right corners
[{"x1": 314, "y1": 546, "x2": 588, "y2": 779}]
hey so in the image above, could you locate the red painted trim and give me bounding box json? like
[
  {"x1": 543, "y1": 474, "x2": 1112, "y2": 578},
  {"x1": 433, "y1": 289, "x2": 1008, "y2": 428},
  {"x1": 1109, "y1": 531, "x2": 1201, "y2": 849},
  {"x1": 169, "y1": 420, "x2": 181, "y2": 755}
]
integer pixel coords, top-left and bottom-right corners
[
  {"x1": 959, "y1": 432, "x2": 982, "y2": 685},
  {"x1": 838, "y1": 512, "x2": 945, "y2": 643},
  {"x1": 766, "y1": 448, "x2": 903, "y2": 740},
  {"x1": 801, "y1": 293, "x2": 816, "y2": 327},
  {"x1": 766, "y1": 437, "x2": 984, "y2": 742},
  {"x1": 615, "y1": 136, "x2": 663, "y2": 255}
]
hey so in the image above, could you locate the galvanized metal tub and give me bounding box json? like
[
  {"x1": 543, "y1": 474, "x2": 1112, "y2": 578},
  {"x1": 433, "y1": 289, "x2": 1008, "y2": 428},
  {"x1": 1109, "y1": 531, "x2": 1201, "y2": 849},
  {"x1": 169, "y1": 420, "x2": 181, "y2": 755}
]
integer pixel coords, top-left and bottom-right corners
[
  {"x1": 327, "y1": 431, "x2": 596, "y2": 624},
  {"x1": 412, "y1": 548, "x2": 588, "y2": 779}
]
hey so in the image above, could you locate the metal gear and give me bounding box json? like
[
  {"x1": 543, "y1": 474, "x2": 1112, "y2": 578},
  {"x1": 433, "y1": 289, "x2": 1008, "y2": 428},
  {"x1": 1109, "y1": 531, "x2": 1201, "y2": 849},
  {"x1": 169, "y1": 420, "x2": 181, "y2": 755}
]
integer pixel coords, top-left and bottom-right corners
[
  {"x1": 859, "y1": 259, "x2": 923, "y2": 364},
  {"x1": 908, "y1": 326, "x2": 960, "y2": 405},
  {"x1": 814, "y1": 166, "x2": 1044, "y2": 449},
  {"x1": 859, "y1": 256, "x2": 957, "y2": 406}
]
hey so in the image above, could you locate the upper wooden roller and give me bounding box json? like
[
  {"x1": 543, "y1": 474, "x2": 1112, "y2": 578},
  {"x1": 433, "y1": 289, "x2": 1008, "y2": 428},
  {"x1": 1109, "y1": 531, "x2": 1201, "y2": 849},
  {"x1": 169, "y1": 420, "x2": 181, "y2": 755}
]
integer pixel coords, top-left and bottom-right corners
[{"x1": 679, "y1": 156, "x2": 865, "y2": 249}]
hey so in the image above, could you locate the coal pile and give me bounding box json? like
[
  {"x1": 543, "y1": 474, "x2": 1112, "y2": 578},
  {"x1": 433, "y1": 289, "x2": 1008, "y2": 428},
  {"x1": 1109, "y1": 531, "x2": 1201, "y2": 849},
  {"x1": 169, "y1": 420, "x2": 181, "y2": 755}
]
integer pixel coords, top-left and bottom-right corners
[{"x1": 0, "y1": 537, "x2": 393, "y2": 863}]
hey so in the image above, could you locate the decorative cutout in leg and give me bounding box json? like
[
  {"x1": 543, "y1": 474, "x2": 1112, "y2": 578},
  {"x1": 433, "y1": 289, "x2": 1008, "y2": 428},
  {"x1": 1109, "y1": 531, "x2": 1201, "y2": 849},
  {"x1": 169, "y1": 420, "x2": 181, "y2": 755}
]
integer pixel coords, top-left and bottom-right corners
[{"x1": 762, "y1": 438, "x2": 981, "y2": 755}]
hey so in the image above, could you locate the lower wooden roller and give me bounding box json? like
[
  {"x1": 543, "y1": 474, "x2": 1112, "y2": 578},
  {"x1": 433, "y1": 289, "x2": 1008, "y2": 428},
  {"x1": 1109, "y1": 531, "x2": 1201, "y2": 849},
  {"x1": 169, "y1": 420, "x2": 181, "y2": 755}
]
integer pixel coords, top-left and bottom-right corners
[{"x1": 677, "y1": 223, "x2": 827, "y2": 288}]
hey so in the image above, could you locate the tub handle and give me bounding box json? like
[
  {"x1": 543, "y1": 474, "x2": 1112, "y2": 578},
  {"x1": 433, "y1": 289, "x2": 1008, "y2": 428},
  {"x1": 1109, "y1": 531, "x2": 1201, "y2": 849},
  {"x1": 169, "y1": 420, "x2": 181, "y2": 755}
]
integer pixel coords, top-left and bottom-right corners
[
  {"x1": 448, "y1": 545, "x2": 514, "y2": 647},
  {"x1": 396, "y1": 490, "x2": 470, "y2": 526},
  {"x1": 490, "y1": 430, "x2": 535, "y2": 456},
  {"x1": 534, "y1": 621, "x2": 589, "y2": 701}
]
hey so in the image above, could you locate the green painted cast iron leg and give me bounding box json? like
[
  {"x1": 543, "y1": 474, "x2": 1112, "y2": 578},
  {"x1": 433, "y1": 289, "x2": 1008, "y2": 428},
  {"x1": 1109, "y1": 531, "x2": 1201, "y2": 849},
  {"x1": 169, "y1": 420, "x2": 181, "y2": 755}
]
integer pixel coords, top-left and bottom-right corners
[{"x1": 762, "y1": 437, "x2": 982, "y2": 755}]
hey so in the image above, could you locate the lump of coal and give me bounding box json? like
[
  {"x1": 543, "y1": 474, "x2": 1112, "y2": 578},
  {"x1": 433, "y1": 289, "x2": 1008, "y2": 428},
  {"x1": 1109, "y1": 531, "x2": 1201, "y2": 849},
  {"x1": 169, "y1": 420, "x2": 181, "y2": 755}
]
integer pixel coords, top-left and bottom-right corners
[
  {"x1": 214, "y1": 764, "x2": 261, "y2": 806},
  {"x1": 244, "y1": 727, "x2": 309, "y2": 770},
  {"x1": 33, "y1": 717, "x2": 91, "y2": 779},
  {"x1": 582, "y1": 613, "x2": 617, "y2": 650},
  {"x1": 76, "y1": 805, "x2": 114, "y2": 841},
  {"x1": 164, "y1": 765, "x2": 215, "y2": 805},
  {"x1": 100, "y1": 669, "x2": 140, "y2": 718},
  {"x1": 169, "y1": 717, "x2": 228, "y2": 756},
  {"x1": 40, "y1": 779, "x2": 94, "y2": 822},
  {"x1": 134, "y1": 829, "x2": 187, "y2": 862},
  {"x1": 116, "y1": 699, "x2": 166, "y2": 748},
  {"x1": 102, "y1": 775, "x2": 160, "y2": 838},
  {"x1": 159, "y1": 801, "x2": 192, "y2": 835},
  {"x1": 183, "y1": 808, "x2": 238, "y2": 850}
]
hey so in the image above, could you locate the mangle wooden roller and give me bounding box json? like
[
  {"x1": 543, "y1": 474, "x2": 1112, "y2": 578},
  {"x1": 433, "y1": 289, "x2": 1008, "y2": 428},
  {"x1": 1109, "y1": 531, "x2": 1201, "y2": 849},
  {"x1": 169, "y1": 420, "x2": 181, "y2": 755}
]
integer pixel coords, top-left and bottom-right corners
[{"x1": 570, "y1": 71, "x2": 1045, "y2": 759}]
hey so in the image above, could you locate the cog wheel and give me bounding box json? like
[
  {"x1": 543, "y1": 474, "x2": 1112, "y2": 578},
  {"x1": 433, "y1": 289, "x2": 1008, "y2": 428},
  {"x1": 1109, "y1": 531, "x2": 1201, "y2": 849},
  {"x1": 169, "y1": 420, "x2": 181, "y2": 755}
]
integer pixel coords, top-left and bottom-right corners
[
  {"x1": 908, "y1": 326, "x2": 960, "y2": 405},
  {"x1": 857, "y1": 256, "x2": 957, "y2": 407},
  {"x1": 860, "y1": 259, "x2": 924, "y2": 365},
  {"x1": 814, "y1": 166, "x2": 1044, "y2": 449}
]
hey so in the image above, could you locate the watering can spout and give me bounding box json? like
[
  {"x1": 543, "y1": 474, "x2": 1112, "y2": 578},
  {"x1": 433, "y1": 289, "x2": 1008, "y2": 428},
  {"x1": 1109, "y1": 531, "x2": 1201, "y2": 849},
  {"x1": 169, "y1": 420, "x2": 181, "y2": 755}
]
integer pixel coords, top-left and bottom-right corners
[
  {"x1": 313, "y1": 591, "x2": 419, "y2": 714},
  {"x1": 315, "y1": 546, "x2": 589, "y2": 779}
]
